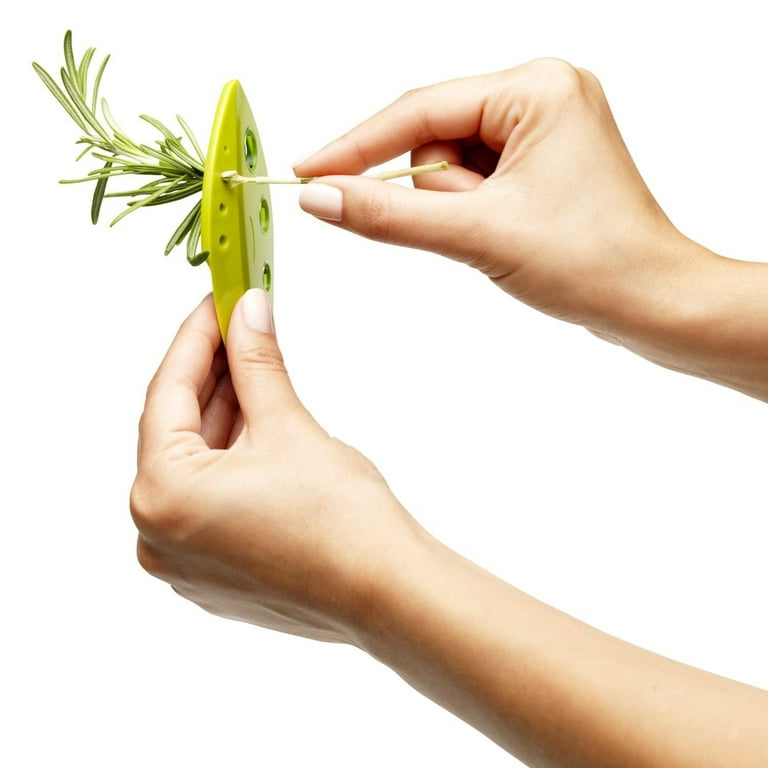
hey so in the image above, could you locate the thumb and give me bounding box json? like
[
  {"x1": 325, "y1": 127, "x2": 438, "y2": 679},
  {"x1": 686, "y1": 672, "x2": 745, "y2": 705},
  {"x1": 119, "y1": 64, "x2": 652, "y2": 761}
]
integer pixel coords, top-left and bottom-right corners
[
  {"x1": 298, "y1": 176, "x2": 484, "y2": 261},
  {"x1": 225, "y1": 289, "x2": 301, "y2": 430}
]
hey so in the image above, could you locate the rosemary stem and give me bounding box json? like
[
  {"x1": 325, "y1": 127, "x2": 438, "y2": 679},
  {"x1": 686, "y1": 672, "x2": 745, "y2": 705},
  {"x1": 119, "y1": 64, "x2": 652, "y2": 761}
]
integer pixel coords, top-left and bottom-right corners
[
  {"x1": 374, "y1": 161, "x2": 449, "y2": 181},
  {"x1": 221, "y1": 161, "x2": 449, "y2": 188}
]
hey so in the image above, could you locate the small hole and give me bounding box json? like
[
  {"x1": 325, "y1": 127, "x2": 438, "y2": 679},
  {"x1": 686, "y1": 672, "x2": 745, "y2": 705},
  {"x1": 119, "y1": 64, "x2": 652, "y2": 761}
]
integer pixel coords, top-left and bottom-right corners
[
  {"x1": 219, "y1": 234, "x2": 227, "y2": 246},
  {"x1": 262, "y1": 262, "x2": 272, "y2": 292},
  {"x1": 259, "y1": 197, "x2": 270, "y2": 232},
  {"x1": 219, "y1": 202, "x2": 227, "y2": 213},
  {"x1": 244, "y1": 129, "x2": 258, "y2": 171}
]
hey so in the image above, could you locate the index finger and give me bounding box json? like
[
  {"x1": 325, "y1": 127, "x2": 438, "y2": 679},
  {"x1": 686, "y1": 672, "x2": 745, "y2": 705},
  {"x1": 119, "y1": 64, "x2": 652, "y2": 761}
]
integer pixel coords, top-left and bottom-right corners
[
  {"x1": 137, "y1": 294, "x2": 222, "y2": 462},
  {"x1": 295, "y1": 70, "x2": 517, "y2": 177}
]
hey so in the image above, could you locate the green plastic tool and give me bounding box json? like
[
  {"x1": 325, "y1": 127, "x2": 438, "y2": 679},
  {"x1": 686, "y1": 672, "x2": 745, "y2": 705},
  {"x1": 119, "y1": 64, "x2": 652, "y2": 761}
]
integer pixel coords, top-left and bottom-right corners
[
  {"x1": 34, "y1": 31, "x2": 448, "y2": 342},
  {"x1": 201, "y1": 80, "x2": 274, "y2": 341}
]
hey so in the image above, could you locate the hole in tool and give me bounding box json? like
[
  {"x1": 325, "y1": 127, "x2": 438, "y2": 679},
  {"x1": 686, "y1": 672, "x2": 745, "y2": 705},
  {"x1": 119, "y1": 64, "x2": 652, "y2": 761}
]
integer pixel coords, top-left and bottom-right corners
[
  {"x1": 219, "y1": 202, "x2": 227, "y2": 213},
  {"x1": 259, "y1": 197, "x2": 270, "y2": 232},
  {"x1": 219, "y1": 234, "x2": 228, "y2": 246},
  {"x1": 244, "y1": 128, "x2": 258, "y2": 171},
  {"x1": 262, "y1": 262, "x2": 272, "y2": 292}
]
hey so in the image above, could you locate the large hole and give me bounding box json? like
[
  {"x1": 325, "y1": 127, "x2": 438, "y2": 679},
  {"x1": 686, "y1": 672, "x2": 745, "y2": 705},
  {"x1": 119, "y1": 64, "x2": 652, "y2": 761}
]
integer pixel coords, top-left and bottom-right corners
[
  {"x1": 259, "y1": 197, "x2": 270, "y2": 232},
  {"x1": 244, "y1": 128, "x2": 258, "y2": 171}
]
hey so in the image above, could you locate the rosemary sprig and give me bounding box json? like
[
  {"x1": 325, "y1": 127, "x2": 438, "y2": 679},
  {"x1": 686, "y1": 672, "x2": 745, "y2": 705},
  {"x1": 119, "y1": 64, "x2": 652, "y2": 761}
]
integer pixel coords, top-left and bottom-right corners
[
  {"x1": 33, "y1": 31, "x2": 208, "y2": 264},
  {"x1": 34, "y1": 32, "x2": 451, "y2": 269}
]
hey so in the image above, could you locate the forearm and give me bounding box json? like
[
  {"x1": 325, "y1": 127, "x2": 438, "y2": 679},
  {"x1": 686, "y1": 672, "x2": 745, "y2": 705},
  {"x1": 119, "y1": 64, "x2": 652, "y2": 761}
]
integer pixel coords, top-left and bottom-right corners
[
  {"x1": 358, "y1": 530, "x2": 768, "y2": 767},
  {"x1": 587, "y1": 231, "x2": 768, "y2": 401}
]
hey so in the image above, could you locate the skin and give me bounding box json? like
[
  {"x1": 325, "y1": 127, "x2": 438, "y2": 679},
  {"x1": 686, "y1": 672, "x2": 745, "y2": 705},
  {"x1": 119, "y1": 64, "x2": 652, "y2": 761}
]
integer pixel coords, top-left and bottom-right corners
[
  {"x1": 295, "y1": 60, "x2": 768, "y2": 401},
  {"x1": 131, "y1": 60, "x2": 768, "y2": 766}
]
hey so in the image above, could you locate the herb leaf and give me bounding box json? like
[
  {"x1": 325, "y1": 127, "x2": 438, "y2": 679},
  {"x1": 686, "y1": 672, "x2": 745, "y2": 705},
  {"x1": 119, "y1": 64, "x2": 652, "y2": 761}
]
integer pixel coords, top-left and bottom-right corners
[{"x1": 33, "y1": 31, "x2": 206, "y2": 259}]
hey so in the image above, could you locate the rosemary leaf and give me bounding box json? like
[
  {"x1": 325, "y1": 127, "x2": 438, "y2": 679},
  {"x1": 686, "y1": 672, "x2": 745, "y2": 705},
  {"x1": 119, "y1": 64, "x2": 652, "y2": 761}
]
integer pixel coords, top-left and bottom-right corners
[
  {"x1": 91, "y1": 160, "x2": 112, "y2": 224},
  {"x1": 63, "y1": 30, "x2": 78, "y2": 89},
  {"x1": 91, "y1": 54, "x2": 110, "y2": 113},
  {"x1": 139, "y1": 114, "x2": 179, "y2": 142},
  {"x1": 109, "y1": 183, "x2": 169, "y2": 226},
  {"x1": 76, "y1": 46, "x2": 95, "y2": 96},
  {"x1": 99, "y1": 98, "x2": 126, "y2": 142},
  {"x1": 59, "y1": 66, "x2": 110, "y2": 142},
  {"x1": 186, "y1": 211, "x2": 207, "y2": 266},
  {"x1": 140, "y1": 186, "x2": 202, "y2": 206},
  {"x1": 134, "y1": 141, "x2": 197, "y2": 173},
  {"x1": 177, "y1": 115, "x2": 206, "y2": 166},
  {"x1": 187, "y1": 250, "x2": 210, "y2": 267},
  {"x1": 165, "y1": 199, "x2": 201, "y2": 255},
  {"x1": 31, "y1": 62, "x2": 89, "y2": 133}
]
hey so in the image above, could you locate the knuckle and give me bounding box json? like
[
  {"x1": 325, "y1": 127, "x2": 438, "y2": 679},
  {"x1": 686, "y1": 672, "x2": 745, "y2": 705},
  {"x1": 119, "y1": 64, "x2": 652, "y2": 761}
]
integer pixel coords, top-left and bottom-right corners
[
  {"x1": 357, "y1": 190, "x2": 396, "y2": 243},
  {"x1": 129, "y1": 471, "x2": 189, "y2": 544},
  {"x1": 129, "y1": 473, "x2": 161, "y2": 533},
  {"x1": 347, "y1": 133, "x2": 375, "y2": 173},
  {"x1": 527, "y1": 57, "x2": 587, "y2": 99},
  {"x1": 404, "y1": 90, "x2": 435, "y2": 146},
  {"x1": 575, "y1": 66, "x2": 601, "y2": 89},
  {"x1": 396, "y1": 85, "x2": 427, "y2": 109},
  {"x1": 233, "y1": 337, "x2": 287, "y2": 374}
]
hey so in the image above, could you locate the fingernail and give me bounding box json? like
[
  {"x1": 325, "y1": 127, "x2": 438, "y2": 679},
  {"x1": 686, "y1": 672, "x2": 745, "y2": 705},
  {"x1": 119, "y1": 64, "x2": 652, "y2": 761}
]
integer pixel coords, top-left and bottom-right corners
[
  {"x1": 241, "y1": 289, "x2": 274, "y2": 334},
  {"x1": 298, "y1": 183, "x2": 343, "y2": 221}
]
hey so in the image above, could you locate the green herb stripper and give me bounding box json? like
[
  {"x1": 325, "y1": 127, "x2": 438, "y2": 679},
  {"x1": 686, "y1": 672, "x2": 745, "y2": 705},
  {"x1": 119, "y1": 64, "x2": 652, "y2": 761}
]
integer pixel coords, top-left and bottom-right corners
[{"x1": 202, "y1": 80, "x2": 274, "y2": 341}]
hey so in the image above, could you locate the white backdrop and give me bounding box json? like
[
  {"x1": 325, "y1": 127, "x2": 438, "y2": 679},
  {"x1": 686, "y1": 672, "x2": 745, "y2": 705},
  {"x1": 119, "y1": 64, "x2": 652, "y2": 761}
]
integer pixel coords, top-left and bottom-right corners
[{"x1": 4, "y1": 2, "x2": 767, "y2": 765}]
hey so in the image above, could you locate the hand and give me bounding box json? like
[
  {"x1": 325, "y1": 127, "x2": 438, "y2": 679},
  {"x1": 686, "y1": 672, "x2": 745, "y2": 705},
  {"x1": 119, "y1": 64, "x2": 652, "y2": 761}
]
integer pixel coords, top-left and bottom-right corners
[
  {"x1": 130, "y1": 290, "x2": 421, "y2": 643},
  {"x1": 295, "y1": 59, "x2": 768, "y2": 400},
  {"x1": 295, "y1": 59, "x2": 685, "y2": 331}
]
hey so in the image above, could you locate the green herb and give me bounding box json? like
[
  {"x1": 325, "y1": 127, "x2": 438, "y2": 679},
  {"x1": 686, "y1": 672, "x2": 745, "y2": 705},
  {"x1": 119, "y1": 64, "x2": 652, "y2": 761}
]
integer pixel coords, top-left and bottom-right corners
[
  {"x1": 32, "y1": 31, "x2": 208, "y2": 265},
  {"x1": 34, "y1": 32, "x2": 452, "y2": 269}
]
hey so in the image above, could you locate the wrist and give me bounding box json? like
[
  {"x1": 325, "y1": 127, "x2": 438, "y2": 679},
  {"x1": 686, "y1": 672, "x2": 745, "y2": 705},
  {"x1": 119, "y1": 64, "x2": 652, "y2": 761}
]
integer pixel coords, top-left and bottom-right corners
[
  {"x1": 582, "y1": 221, "x2": 694, "y2": 339},
  {"x1": 351, "y1": 527, "x2": 527, "y2": 743},
  {"x1": 297, "y1": 481, "x2": 440, "y2": 650},
  {"x1": 587, "y1": 229, "x2": 768, "y2": 400},
  {"x1": 338, "y1": 512, "x2": 442, "y2": 651}
]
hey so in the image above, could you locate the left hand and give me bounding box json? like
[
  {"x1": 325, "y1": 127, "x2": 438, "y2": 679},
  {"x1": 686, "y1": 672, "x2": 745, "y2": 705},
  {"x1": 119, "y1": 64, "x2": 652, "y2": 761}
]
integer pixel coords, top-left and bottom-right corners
[{"x1": 130, "y1": 290, "x2": 421, "y2": 644}]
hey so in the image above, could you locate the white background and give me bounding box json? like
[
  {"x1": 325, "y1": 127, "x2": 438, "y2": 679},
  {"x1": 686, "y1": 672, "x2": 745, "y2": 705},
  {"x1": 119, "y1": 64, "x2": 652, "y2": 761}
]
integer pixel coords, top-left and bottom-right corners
[{"x1": 4, "y1": 1, "x2": 767, "y2": 765}]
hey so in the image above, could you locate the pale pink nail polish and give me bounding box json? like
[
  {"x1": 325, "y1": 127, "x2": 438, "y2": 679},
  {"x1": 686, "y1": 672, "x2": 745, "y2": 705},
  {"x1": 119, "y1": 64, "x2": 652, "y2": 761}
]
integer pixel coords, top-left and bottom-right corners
[
  {"x1": 241, "y1": 289, "x2": 274, "y2": 334},
  {"x1": 298, "y1": 183, "x2": 343, "y2": 221}
]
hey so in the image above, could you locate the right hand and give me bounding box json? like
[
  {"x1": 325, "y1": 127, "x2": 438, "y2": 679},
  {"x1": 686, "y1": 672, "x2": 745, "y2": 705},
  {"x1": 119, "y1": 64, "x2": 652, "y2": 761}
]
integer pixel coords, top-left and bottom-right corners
[{"x1": 296, "y1": 59, "x2": 689, "y2": 334}]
